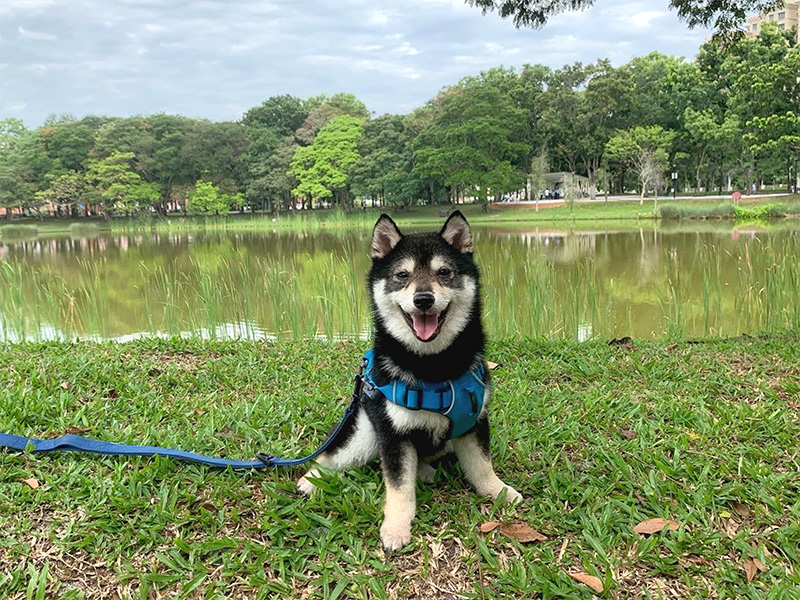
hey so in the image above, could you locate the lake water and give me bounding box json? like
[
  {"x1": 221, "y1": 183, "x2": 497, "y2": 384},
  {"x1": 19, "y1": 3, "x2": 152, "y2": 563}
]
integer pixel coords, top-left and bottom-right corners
[{"x1": 1, "y1": 222, "x2": 798, "y2": 342}]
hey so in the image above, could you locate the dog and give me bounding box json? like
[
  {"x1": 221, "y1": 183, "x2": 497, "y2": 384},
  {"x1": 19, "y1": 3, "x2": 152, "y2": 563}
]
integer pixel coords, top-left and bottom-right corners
[{"x1": 298, "y1": 211, "x2": 521, "y2": 550}]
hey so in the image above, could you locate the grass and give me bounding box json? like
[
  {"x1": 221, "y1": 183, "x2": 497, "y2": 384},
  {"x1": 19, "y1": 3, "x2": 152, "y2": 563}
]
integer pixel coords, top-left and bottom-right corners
[
  {"x1": 0, "y1": 225, "x2": 39, "y2": 240},
  {"x1": 0, "y1": 335, "x2": 798, "y2": 599},
  {"x1": 660, "y1": 200, "x2": 800, "y2": 221},
  {"x1": 4, "y1": 196, "x2": 798, "y2": 240}
]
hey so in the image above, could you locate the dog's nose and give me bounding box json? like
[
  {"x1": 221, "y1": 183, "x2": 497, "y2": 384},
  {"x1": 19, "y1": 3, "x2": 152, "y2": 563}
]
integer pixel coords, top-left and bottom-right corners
[{"x1": 413, "y1": 292, "x2": 435, "y2": 311}]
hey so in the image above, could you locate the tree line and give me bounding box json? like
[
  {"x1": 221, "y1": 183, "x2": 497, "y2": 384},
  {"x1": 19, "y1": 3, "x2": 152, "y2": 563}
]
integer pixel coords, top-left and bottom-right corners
[{"x1": 0, "y1": 24, "x2": 797, "y2": 219}]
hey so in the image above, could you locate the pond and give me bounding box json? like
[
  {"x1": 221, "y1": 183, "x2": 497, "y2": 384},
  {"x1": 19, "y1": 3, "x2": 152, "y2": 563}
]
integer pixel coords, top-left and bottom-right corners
[{"x1": 1, "y1": 222, "x2": 798, "y2": 342}]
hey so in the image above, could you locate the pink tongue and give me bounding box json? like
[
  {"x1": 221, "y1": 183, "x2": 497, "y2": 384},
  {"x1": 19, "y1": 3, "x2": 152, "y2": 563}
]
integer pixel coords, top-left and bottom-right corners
[{"x1": 412, "y1": 313, "x2": 439, "y2": 340}]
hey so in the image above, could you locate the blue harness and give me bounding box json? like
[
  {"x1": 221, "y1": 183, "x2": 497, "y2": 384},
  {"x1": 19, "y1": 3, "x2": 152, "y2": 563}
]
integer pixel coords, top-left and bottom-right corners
[
  {"x1": 0, "y1": 350, "x2": 487, "y2": 467},
  {"x1": 361, "y1": 349, "x2": 486, "y2": 439}
]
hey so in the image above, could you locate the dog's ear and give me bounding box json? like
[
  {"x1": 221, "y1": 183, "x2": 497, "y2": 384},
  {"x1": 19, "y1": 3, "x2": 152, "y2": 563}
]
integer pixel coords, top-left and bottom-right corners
[
  {"x1": 440, "y1": 211, "x2": 472, "y2": 253},
  {"x1": 372, "y1": 214, "x2": 403, "y2": 259}
]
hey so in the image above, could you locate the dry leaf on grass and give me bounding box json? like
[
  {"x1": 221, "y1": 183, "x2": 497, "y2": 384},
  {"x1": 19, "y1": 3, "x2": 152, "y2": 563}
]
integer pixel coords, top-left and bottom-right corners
[
  {"x1": 633, "y1": 518, "x2": 680, "y2": 535},
  {"x1": 498, "y1": 523, "x2": 547, "y2": 543},
  {"x1": 620, "y1": 428, "x2": 636, "y2": 440},
  {"x1": 743, "y1": 558, "x2": 758, "y2": 582},
  {"x1": 753, "y1": 557, "x2": 767, "y2": 572},
  {"x1": 65, "y1": 426, "x2": 91, "y2": 434},
  {"x1": 664, "y1": 343, "x2": 679, "y2": 352},
  {"x1": 60, "y1": 381, "x2": 71, "y2": 390},
  {"x1": 486, "y1": 361, "x2": 500, "y2": 371},
  {"x1": 568, "y1": 571, "x2": 604, "y2": 593},
  {"x1": 21, "y1": 478, "x2": 39, "y2": 489},
  {"x1": 479, "y1": 521, "x2": 500, "y2": 533},
  {"x1": 731, "y1": 501, "x2": 751, "y2": 518}
]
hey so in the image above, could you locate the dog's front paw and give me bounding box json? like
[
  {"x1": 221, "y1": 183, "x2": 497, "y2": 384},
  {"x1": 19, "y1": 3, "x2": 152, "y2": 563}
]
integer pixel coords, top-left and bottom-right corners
[
  {"x1": 297, "y1": 475, "x2": 316, "y2": 496},
  {"x1": 297, "y1": 467, "x2": 322, "y2": 496},
  {"x1": 380, "y1": 520, "x2": 412, "y2": 551},
  {"x1": 502, "y1": 486, "x2": 523, "y2": 504}
]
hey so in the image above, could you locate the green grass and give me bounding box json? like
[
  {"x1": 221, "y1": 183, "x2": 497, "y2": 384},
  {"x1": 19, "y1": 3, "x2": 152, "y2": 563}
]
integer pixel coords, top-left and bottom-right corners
[
  {"x1": 0, "y1": 224, "x2": 39, "y2": 240},
  {"x1": 660, "y1": 199, "x2": 800, "y2": 221},
  {"x1": 1, "y1": 335, "x2": 799, "y2": 599}
]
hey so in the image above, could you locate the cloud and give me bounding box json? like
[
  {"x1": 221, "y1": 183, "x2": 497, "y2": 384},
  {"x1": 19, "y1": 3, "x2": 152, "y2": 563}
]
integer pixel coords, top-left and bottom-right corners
[
  {"x1": 369, "y1": 10, "x2": 389, "y2": 26},
  {"x1": 395, "y1": 42, "x2": 420, "y2": 56},
  {"x1": 17, "y1": 26, "x2": 57, "y2": 41},
  {"x1": 3, "y1": 102, "x2": 28, "y2": 112},
  {"x1": 0, "y1": 0, "x2": 712, "y2": 125},
  {"x1": 631, "y1": 11, "x2": 666, "y2": 29}
]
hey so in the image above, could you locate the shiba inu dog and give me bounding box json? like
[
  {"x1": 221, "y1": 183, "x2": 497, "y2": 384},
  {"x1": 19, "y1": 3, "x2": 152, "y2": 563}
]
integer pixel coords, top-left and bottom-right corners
[{"x1": 298, "y1": 211, "x2": 521, "y2": 550}]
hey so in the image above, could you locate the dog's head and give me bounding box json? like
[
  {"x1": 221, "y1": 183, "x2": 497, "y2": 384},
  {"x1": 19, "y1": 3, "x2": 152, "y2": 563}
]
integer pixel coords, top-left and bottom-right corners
[{"x1": 369, "y1": 211, "x2": 480, "y2": 355}]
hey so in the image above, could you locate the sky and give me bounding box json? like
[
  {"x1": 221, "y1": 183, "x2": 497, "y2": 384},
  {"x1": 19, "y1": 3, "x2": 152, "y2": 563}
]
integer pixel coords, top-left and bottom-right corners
[{"x1": 0, "y1": 0, "x2": 713, "y2": 126}]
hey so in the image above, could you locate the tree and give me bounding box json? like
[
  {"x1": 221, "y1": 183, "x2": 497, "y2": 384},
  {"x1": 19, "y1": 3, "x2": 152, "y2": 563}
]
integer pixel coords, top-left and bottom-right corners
[
  {"x1": 350, "y1": 115, "x2": 424, "y2": 208},
  {"x1": 465, "y1": 0, "x2": 784, "y2": 33},
  {"x1": 290, "y1": 115, "x2": 364, "y2": 209},
  {"x1": 86, "y1": 151, "x2": 145, "y2": 218},
  {"x1": 748, "y1": 112, "x2": 800, "y2": 192},
  {"x1": 183, "y1": 120, "x2": 248, "y2": 193},
  {"x1": 187, "y1": 180, "x2": 230, "y2": 215},
  {"x1": 414, "y1": 80, "x2": 529, "y2": 210},
  {"x1": 605, "y1": 126, "x2": 676, "y2": 202},
  {"x1": 35, "y1": 171, "x2": 88, "y2": 216},
  {"x1": 0, "y1": 124, "x2": 54, "y2": 218},
  {"x1": 247, "y1": 136, "x2": 299, "y2": 212},
  {"x1": 293, "y1": 94, "x2": 369, "y2": 146}
]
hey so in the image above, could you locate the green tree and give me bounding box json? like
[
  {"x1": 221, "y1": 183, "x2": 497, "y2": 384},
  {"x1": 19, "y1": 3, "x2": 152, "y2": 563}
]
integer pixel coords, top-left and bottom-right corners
[
  {"x1": 0, "y1": 124, "x2": 54, "y2": 218},
  {"x1": 748, "y1": 112, "x2": 800, "y2": 192},
  {"x1": 35, "y1": 171, "x2": 88, "y2": 216},
  {"x1": 290, "y1": 115, "x2": 364, "y2": 209},
  {"x1": 350, "y1": 115, "x2": 424, "y2": 208},
  {"x1": 413, "y1": 79, "x2": 529, "y2": 210},
  {"x1": 187, "y1": 180, "x2": 230, "y2": 215},
  {"x1": 86, "y1": 151, "x2": 145, "y2": 218},
  {"x1": 605, "y1": 126, "x2": 676, "y2": 201}
]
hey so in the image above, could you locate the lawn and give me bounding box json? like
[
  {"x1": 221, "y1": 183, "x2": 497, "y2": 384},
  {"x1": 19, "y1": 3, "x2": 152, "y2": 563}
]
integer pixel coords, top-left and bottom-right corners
[{"x1": 1, "y1": 335, "x2": 798, "y2": 599}]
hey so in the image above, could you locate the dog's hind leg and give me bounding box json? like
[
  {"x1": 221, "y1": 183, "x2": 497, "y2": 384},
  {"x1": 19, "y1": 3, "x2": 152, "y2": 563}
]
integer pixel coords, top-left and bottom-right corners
[
  {"x1": 297, "y1": 408, "x2": 378, "y2": 496},
  {"x1": 452, "y1": 415, "x2": 522, "y2": 504}
]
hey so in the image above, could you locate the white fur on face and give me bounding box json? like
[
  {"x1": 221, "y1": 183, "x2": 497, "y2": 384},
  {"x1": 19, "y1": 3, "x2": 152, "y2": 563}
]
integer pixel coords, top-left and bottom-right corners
[{"x1": 372, "y1": 270, "x2": 477, "y2": 356}]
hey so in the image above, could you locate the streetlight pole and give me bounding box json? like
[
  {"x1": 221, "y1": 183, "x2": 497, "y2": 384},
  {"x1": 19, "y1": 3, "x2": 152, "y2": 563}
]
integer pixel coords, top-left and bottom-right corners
[{"x1": 671, "y1": 169, "x2": 678, "y2": 199}]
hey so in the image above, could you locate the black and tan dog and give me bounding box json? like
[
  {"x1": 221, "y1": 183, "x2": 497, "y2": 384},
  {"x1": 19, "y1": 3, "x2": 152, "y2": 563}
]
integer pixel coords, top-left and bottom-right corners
[{"x1": 298, "y1": 211, "x2": 521, "y2": 550}]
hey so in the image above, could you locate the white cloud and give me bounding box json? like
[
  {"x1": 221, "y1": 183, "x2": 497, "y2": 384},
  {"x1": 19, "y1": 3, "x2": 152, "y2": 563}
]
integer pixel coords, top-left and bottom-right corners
[
  {"x1": 0, "y1": 0, "x2": 55, "y2": 16},
  {"x1": 17, "y1": 26, "x2": 57, "y2": 41},
  {"x1": 631, "y1": 11, "x2": 666, "y2": 29},
  {"x1": 3, "y1": 102, "x2": 28, "y2": 112},
  {"x1": 369, "y1": 10, "x2": 389, "y2": 26},
  {"x1": 395, "y1": 42, "x2": 420, "y2": 55}
]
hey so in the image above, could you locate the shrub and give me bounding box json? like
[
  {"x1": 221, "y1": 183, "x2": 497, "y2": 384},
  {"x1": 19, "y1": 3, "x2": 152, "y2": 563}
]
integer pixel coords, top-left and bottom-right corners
[
  {"x1": 709, "y1": 204, "x2": 735, "y2": 218},
  {"x1": 0, "y1": 224, "x2": 38, "y2": 239},
  {"x1": 735, "y1": 204, "x2": 777, "y2": 220},
  {"x1": 69, "y1": 222, "x2": 103, "y2": 237},
  {"x1": 659, "y1": 205, "x2": 681, "y2": 219}
]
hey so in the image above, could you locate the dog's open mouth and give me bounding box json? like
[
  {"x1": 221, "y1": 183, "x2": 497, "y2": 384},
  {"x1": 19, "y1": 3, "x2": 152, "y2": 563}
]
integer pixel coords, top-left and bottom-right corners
[{"x1": 403, "y1": 307, "x2": 448, "y2": 342}]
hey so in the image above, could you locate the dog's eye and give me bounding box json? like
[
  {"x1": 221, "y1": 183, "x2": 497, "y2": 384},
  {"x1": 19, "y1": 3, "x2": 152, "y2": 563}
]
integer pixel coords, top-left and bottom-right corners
[
  {"x1": 437, "y1": 267, "x2": 452, "y2": 278},
  {"x1": 395, "y1": 271, "x2": 410, "y2": 281}
]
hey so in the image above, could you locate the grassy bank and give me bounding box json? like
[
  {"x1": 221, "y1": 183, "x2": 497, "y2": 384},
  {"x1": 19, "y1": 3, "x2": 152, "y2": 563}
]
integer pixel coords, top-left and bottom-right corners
[
  {"x1": 1, "y1": 335, "x2": 798, "y2": 598},
  {"x1": 3, "y1": 196, "x2": 799, "y2": 239},
  {"x1": 660, "y1": 200, "x2": 800, "y2": 221}
]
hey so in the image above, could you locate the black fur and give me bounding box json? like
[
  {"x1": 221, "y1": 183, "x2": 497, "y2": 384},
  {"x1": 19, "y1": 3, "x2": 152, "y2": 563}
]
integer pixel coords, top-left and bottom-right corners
[{"x1": 369, "y1": 230, "x2": 485, "y2": 384}]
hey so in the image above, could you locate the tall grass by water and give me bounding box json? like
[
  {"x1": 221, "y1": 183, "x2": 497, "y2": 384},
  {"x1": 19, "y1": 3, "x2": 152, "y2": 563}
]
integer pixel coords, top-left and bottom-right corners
[{"x1": 1, "y1": 229, "x2": 798, "y2": 343}]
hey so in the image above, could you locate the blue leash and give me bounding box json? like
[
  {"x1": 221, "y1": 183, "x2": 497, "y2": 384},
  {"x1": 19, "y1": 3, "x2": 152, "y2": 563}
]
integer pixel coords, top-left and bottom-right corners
[{"x1": 0, "y1": 392, "x2": 361, "y2": 470}]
